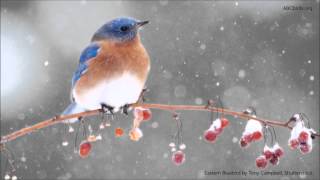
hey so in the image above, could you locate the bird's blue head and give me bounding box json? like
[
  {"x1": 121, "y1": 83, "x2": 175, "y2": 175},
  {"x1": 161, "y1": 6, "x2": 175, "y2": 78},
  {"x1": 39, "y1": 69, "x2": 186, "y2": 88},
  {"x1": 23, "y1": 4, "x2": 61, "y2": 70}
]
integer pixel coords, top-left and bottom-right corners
[{"x1": 92, "y1": 17, "x2": 149, "y2": 42}]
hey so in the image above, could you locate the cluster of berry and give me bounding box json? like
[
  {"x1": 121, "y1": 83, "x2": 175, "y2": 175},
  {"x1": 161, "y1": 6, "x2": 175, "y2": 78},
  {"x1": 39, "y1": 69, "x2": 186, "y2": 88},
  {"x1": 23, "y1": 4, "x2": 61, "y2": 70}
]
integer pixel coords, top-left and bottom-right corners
[
  {"x1": 129, "y1": 107, "x2": 152, "y2": 141},
  {"x1": 288, "y1": 116, "x2": 315, "y2": 154},
  {"x1": 169, "y1": 142, "x2": 186, "y2": 166},
  {"x1": 133, "y1": 107, "x2": 152, "y2": 122},
  {"x1": 240, "y1": 119, "x2": 263, "y2": 148},
  {"x1": 203, "y1": 118, "x2": 229, "y2": 143},
  {"x1": 256, "y1": 144, "x2": 284, "y2": 168}
]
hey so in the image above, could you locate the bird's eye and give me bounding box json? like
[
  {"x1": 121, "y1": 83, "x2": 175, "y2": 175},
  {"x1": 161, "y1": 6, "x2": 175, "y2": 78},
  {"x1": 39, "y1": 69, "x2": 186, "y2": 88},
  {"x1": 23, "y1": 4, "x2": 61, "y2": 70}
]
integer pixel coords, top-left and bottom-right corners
[{"x1": 120, "y1": 26, "x2": 129, "y2": 32}]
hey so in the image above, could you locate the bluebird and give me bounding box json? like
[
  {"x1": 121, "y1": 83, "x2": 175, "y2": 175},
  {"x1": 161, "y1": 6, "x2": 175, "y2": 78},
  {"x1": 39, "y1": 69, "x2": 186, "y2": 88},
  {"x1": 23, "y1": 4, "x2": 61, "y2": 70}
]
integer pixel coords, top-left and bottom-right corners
[{"x1": 62, "y1": 17, "x2": 150, "y2": 123}]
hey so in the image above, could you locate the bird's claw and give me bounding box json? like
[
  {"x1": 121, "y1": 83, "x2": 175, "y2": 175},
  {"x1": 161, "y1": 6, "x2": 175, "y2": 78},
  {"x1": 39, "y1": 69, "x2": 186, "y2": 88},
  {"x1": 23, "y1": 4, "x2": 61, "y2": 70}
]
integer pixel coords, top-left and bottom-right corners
[
  {"x1": 101, "y1": 104, "x2": 114, "y2": 115},
  {"x1": 122, "y1": 104, "x2": 130, "y2": 115}
]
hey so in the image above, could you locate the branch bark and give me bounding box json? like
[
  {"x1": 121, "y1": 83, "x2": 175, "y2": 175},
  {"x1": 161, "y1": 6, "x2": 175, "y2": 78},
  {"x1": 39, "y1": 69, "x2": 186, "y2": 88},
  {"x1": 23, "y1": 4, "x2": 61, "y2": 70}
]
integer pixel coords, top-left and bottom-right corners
[{"x1": 1, "y1": 103, "x2": 319, "y2": 149}]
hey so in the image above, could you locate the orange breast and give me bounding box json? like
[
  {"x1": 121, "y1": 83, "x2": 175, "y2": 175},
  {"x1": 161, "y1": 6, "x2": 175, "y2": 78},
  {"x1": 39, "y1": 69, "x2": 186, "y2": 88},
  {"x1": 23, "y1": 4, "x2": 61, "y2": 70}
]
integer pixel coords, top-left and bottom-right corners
[{"x1": 74, "y1": 35, "x2": 150, "y2": 98}]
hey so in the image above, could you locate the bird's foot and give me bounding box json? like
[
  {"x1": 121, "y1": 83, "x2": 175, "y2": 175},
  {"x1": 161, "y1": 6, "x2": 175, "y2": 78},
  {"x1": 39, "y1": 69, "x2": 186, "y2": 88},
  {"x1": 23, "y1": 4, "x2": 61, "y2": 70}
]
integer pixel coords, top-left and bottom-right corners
[
  {"x1": 121, "y1": 104, "x2": 131, "y2": 115},
  {"x1": 101, "y1": 104, "x2": 114, "y2": 115}
]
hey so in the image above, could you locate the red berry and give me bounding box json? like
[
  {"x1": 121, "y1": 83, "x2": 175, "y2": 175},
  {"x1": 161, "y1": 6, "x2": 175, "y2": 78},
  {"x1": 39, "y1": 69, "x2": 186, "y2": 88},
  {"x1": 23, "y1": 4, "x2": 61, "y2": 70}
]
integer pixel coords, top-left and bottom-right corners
[
  {"x1": 299, "y1": 144, "x2": 311, "y2": 154},
  {"x1": 220, "y1": 118, "x2": 229, "y2": 128},
  {"x1": 240, "y1": 138, "x2": 249, "y2": 148},
  {"x1": 142, "y1": 109, "x2": 152, "y2": 121},
  {"x1": 244, "y1": 134, "x2": 253, "y2": 143},
  {"x1": 252, "y1": 131, "x2": 262, "y2": 141},
  {"x1": 79, "y1": 141, "x2": 92, "y2": 158},
  {"x1": 298, "y1": 131, "x2": 309, "y2": 143},
  {"x1": 263, "y1": 150, "x2": 273, "y2": 160},
  {"x1": 171, "y1": 150, "x2": 185, "y2": 166},
  {"x1": 289, "y1": 139, "x2": 299, "y2": 149},
  {"x1": 274, "y1": 147, "x2": 284, "y2": 157},
  {"x1": 204, "y1": 130, "x2": 217, "y2": 143},
  {"x1": 255, "y1": 155, "x2": 267, "y2": 169},
  {"x1": 115, "y1": 127, "x2": 124, "y2": 137},
  {"x1": 269, "y1": 155, "x2": 279, "y2": 165}
]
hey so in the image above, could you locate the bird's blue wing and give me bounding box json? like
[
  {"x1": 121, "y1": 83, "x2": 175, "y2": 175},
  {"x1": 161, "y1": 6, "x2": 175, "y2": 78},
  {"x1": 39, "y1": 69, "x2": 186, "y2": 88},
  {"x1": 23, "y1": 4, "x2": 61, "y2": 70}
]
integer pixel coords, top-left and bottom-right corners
[
  {"x1": 62, "y1": 43, "x2": 101, "y2": 121},
  {"x1": 71, "y1": 43, "x2": 100, "y2": 88}
]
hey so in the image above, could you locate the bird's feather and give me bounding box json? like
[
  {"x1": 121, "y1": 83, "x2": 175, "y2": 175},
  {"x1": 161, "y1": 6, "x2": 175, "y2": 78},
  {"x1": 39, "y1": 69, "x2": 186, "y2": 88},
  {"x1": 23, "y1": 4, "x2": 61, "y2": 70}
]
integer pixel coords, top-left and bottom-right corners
[{"x1": 71, "y1": 43, "x2": 101, "y2": 88}]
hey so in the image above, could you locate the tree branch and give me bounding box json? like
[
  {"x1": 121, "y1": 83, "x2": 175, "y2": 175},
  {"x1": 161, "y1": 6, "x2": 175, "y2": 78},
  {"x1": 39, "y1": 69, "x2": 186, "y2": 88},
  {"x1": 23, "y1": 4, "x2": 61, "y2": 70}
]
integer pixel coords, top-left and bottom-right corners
[{"x1": 1, "y1": 102, "x2": 319, "y2": 149}]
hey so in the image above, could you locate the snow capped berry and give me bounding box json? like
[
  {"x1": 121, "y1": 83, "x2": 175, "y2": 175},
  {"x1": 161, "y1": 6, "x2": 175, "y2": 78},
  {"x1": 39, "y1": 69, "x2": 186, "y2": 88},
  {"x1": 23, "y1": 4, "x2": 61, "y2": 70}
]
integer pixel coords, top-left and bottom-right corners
[
  {"x1": 298, "y1": 131, "x2": 309, "y2": 143},
  {"x1": 134, "y1": 107, "x2": 152, "y2": 121},
  {"x1": 79, "y1": 141, "x2": 92, "y2": 158},
  {"x1": 220, "y1": 117, "x2": 229, "y2": 128},
  {"x1": 240, "y1": 137, "x2": 249, "y2": 148},
  {"x1": 263, "y1": 145, "x2": 273, "y2": 160},
  {"x1": 243, "y1": 134, "x2": 253, "y2": 143},
  {"x1": 142, "y1": 109, "x2": 152, "y2": 121},
  {"x1": 204, "y1": 130, "x2": 217, "y2": 143},
  {"x1": 289, "y1": 139, "x2": 299, "y2": 149},
  {"x1": 273, "y1": 143, "x2": 284, "y2": 158},
  {"x1": 256, "y1": 155, "x2": 267, "y2": 169},
  {"x1": 129, "y1": 128, "x2": 143, "y2": 141},
  {"x1": 204, "y1": 118, "x2": 228, "y2": 143},
  {"x1": 240, "y1": 120, "x2": 263, "y2": 148},
  {"x1": 269, "y1": 154, "x2": 279, "y2": 165},
  {"x1": 171, "y1": 150, "x2": 185, "y2": 166},
  {"x1": 252, "y1": 131, "x2": 262, "y2": 141},
  {"x1": 169, "y1": 142, "x2": 176, "y2": 147},
  {"x1": 244, "y1": 120, "x2": 263, "y2": 134},
  {"x1": 209, "y1": 118, "x2": 222, "y2": 130},
  {"x1": 299, "y1": 143, "x2": 311, "y2": 154}
]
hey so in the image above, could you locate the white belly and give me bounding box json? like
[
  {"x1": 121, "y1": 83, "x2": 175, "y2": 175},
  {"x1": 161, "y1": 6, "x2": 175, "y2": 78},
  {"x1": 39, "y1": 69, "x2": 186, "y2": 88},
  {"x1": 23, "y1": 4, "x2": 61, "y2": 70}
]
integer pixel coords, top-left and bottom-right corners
[{"x1": 73, "y1": 73, "x2": 144, "y2": 111}]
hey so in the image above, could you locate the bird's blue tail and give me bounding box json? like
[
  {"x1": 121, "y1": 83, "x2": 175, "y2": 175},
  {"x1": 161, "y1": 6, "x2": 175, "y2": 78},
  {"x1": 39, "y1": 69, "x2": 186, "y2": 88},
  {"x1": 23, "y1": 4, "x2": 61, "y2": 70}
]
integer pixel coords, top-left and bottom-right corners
[{"x1": 61, "y1": 102, "x2": 86, "y2": 123}]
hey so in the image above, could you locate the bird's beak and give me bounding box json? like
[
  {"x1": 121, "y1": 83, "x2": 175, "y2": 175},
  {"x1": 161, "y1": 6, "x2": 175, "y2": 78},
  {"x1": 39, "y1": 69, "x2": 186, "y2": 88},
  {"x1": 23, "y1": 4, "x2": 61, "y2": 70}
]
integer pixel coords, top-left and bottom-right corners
[{"x1": 137, "y1": 20, "x2": 149, "y2": 27}]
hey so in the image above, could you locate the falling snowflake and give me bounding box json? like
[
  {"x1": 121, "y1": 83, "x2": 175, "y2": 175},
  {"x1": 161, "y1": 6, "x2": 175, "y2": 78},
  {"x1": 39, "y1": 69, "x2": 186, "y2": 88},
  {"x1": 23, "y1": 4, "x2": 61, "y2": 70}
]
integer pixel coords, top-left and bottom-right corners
[
  {"x1": 238, "y1": 69, "x2": 246, "y2": 79},
  {"x1": 232, "y1": 137, "x2": 238, "y2": 143},
  {"x1": 309, "y1": 91, "x2": 314, "y2": 95},
  {"x1": 220, "y1": 26, "x2": 225, "y2": 31},
  {"x1": 200, "y1": 44, "x2": 206, "y2": 50},
  {"x1": 309, "y1": 75, "x2": 314, "y2": 81},
  {"x1": 195, "y1": 97, "x2": 203, "y2": 105},
  {"x1": 21, "y1": 156, "x2": 26, "y2": 162},
  {"x1": 151, "y1": 121, "x2": 159, "y2": 129},
  {"x1": 44, "y1": 61, "x2": 49, "y2": 67}
]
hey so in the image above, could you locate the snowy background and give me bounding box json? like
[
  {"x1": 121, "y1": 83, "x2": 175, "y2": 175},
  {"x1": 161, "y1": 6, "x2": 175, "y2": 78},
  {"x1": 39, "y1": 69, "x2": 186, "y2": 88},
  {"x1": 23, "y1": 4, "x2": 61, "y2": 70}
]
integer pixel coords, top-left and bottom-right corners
[{"x1": 1, "y1": 0, "x2": 319, "y2": 179}]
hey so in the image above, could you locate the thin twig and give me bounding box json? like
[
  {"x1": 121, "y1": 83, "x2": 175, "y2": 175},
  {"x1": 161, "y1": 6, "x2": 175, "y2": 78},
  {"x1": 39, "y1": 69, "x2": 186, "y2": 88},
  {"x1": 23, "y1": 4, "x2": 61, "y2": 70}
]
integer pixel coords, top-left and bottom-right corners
[{"x1": 1, "y1": 103, "x2": 319, "y2": 148}]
